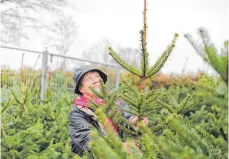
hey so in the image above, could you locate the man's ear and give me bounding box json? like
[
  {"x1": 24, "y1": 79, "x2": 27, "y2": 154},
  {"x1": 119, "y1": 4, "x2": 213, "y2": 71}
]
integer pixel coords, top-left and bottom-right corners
[{"x1": 79, "y1": 85, "x2": 83, "y2": 93}]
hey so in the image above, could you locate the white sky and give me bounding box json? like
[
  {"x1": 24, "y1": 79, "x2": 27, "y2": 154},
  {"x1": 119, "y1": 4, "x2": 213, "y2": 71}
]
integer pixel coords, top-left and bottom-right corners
[
  {"x1": 68, "y1": 0, "x2": 229, "y2": 75},
  {"x1": 1, "y1": 0, "x2": 228, "y2": 75}
]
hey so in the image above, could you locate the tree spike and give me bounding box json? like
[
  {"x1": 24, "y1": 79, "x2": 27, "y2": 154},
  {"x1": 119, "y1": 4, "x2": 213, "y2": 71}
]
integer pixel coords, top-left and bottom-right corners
[
  {"x1": 140, "y1": 0, "x2": 149, "y2": 77},
  {"x1": 146, "y1": 33, "x2": 179, "y2": 77},
  {"x1": 109, "y1": 47, "x2": 142, "y2": 77}
]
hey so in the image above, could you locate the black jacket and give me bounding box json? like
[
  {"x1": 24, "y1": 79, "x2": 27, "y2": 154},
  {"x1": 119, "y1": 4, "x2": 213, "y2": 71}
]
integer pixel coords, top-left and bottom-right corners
[{"x1": 69, "y1": 101, "x2": 133, "y2": 157}]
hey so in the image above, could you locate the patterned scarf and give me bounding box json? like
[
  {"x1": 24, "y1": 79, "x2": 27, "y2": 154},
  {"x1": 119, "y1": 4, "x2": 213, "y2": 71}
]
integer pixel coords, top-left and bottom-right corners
[{"x1": 74, "y1": 95, "x2": 118, "y2": 133}]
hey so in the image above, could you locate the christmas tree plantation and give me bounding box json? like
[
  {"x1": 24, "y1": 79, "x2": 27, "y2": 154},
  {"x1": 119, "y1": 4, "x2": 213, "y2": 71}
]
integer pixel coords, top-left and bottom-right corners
[{"x1": 1, "y1": 0, "x2": 228, "y2": 158}]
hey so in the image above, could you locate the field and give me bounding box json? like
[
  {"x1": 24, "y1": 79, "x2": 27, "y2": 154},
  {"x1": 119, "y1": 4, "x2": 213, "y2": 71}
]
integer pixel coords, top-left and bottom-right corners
[{"x1": 1, "y1": 68, "x2": 228, "y2": 158}]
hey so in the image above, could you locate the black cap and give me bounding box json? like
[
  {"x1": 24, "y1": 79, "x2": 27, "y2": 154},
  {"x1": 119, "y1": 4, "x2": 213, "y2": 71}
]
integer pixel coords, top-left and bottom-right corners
[{"x1": 73, "y1": 65, "x2": 107, "y2": 94}]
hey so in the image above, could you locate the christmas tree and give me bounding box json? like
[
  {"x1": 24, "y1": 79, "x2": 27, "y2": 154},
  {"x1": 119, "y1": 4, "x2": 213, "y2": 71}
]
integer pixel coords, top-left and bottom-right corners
[{"x1": 79, "y1": 0, "x2": 228, "y2": 158}]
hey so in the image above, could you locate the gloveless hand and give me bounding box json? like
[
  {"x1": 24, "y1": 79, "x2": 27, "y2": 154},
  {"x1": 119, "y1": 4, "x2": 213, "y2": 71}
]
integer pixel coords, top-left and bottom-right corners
[{"x1": 130, "y1": 116, "x2": 149, "y2": 125}]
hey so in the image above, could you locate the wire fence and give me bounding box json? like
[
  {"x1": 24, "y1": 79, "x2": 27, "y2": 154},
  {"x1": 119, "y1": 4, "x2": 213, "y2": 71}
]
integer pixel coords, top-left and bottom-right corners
[{"x1": 0, "y1": 45, "x2": 121, "y2": 102}]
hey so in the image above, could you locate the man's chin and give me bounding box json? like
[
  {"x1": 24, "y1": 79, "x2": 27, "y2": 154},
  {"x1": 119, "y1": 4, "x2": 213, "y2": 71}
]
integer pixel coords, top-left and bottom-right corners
[
  {"x1": 90, "y1": 88, "x2": 101, "y2": 94},
  {"x1": 94, "y1": 89, "x2": 101, "y2": 93}
]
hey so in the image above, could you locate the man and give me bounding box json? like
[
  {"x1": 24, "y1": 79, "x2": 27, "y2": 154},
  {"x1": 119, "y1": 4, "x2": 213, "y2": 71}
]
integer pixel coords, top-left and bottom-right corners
[{"x1": 69, "y1": 65, "x2": 147, "y2": 157}]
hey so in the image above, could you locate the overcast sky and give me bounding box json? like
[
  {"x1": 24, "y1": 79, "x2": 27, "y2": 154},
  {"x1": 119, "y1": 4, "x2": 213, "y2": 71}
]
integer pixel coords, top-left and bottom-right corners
[
  {"x1": 67, "y1": 0, "x2": 229, "y2": 75},
  {"x1": 1, "y1": 0, "x2": 228, "y2": 75}
]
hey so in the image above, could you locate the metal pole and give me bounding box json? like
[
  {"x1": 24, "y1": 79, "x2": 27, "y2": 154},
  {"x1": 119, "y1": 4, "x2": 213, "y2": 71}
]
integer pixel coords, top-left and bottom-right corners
[
  {"x1": 1, "y1": 45, "x2": 43, "y2": 54},
  {"x1": 115, "y1": 67, "x2": 121, "y2": 89},
  {"x1": 40, "y1": 48, "x2": 48, "y2": 100}
]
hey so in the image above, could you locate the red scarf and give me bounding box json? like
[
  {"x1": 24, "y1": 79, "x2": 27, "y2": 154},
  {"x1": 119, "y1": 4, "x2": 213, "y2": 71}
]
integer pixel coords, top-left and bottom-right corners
[{"x1": 74, "y1": 95, "x2": 118, "y2": 132}]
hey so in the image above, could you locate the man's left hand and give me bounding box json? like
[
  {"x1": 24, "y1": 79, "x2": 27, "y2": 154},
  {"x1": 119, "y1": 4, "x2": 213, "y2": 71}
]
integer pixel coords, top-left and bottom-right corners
[{"x1": 142, "y1": 117, "x2": 149, "y2": 125}]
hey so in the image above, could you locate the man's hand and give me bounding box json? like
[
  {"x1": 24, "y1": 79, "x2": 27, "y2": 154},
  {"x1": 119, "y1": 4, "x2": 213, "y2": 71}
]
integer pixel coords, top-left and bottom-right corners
[
  {"x1": 123, "y1": 142, "x2": 132, "y2": 154},
  {"x1": 142, "y1": 117, "x2": 149, "y2": 125},
  {"x1": 129, "y1": 116, "x2": 149, "y2": 125},
  {"x1": 123, "y1": 142, "x2": 142, "y2": 156}
]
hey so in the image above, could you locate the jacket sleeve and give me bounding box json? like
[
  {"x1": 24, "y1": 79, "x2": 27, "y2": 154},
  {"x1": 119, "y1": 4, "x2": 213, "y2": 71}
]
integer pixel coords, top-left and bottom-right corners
[
  {"x1": 119, "y1": 100, "x2": 135, "y2": 121},
  {"x1": 69, "y1": 107, "x2": 91, "y2": 157}
]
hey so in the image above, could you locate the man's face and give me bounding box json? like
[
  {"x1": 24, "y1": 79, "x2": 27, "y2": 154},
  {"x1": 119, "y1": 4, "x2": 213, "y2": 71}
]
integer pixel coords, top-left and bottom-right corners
[{"x1": 79, "y1": 71, "x2": 102, "y2": 97}]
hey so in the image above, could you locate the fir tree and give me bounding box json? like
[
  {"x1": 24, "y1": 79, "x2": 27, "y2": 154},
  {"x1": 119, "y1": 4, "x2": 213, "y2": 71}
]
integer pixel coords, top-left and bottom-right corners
[
  {"x1": 1, "y1": 82, "x2": 76, "y2": 159},
  {"x1": 184, "y1": 28, "x2": 228, "y2": 86},
  {"x1": 78, "y1": 0, "x2": 228, "y2": 158}
]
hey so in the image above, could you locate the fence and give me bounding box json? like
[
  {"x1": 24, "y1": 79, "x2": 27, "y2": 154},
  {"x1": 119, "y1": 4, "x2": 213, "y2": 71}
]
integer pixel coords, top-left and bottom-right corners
[{"x1": 0, "y1": 45, "x2": 121, "y2": 101}]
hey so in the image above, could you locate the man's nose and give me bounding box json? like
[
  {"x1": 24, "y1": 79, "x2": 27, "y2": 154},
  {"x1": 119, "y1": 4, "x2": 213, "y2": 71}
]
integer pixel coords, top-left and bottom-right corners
[{"x1": 92, "y1": 77, "x2": 99, "y2": 84}]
